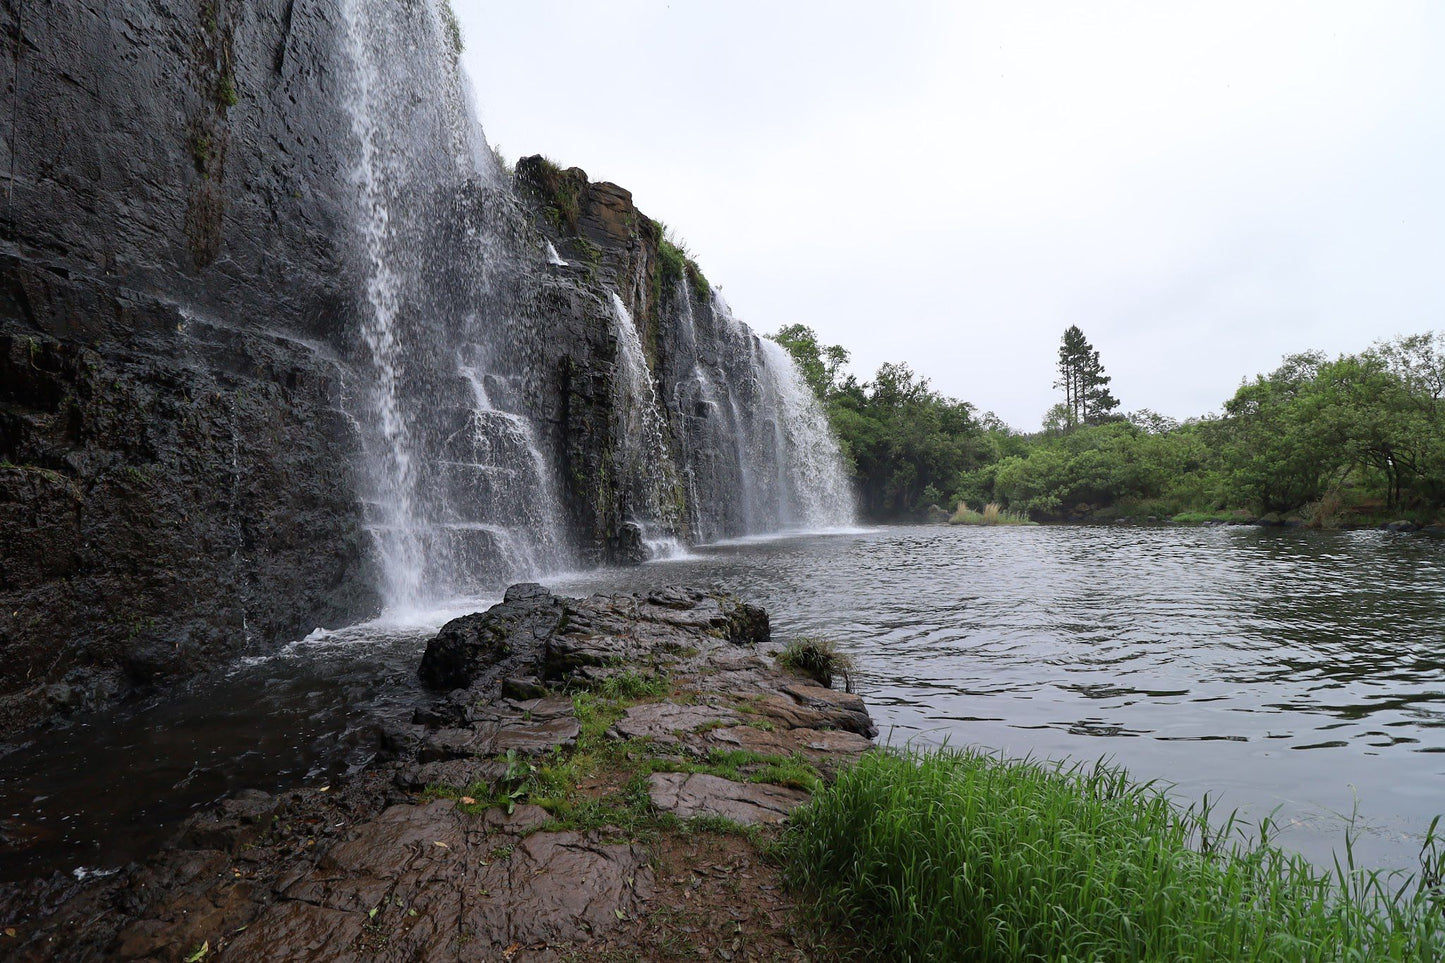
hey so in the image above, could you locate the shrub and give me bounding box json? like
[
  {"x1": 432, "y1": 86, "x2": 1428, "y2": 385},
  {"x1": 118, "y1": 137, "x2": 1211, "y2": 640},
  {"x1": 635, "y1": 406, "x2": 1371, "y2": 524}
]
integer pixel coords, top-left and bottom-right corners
[{"x1": 949, "y1": 500, "x2": 1033, "y2": 526}]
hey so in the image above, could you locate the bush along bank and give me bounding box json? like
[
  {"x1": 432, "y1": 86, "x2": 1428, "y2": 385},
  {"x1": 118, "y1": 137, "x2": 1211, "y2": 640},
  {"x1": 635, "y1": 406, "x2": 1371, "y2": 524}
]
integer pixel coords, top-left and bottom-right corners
[{"x1": 783, "y1": 747, "x2": 1445, "y2": 962}]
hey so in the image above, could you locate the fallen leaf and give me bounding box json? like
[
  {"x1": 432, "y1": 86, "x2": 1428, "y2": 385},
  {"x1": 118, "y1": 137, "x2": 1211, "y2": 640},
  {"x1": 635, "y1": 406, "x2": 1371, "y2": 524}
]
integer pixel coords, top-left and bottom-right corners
[
  {"x1": 318, "y1": 786, "x2": 330, "y2": 793},
  {"x1": 3, "y1": 928, "x2": 16, "y2": 938},
  {"x1": 433, "y1": 840, "x2": 450, "y2": 849},
  {"x1": 459, "y1": 796, "x2": 476, "y2": 805}
]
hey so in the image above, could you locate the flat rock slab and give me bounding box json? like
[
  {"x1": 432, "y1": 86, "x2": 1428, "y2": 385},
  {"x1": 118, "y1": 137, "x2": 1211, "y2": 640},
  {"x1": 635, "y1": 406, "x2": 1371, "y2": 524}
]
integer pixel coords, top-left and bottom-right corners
[
  {"x1": 750, "y1": 693, "x2": 878, "y2": 739},
  {"x1": 420, "y1": 714, "x2": 580, "y2": 761},
  {"x1": 492, "y1": 715, "x2": 581, "y2": 755},
  {"x1": 611, "y1": 702, "x2": 741, "y2": 743},
  {"x1": 647, "y1": 772, "x2": 810, "y2": 825},
  {"x1": 229, "y1": 806, "x2": 650, "y2": 961},
  {"x1": 484, "y1": 831, "x2": 655, "y2": 947},
  {"x1": 704, "y1": 724, "x2": 873, "y2": 760},
  {"x1": 781, "y1": 683, "x2": 869, "y2": 717}
]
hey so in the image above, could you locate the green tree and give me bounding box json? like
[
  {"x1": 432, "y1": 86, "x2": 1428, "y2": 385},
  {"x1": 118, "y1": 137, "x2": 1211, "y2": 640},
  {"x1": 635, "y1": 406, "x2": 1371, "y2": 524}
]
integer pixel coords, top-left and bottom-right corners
[
  {"x1": 1054, "y1": 325, "x2": 1120, "y2": 429},
  {"x1": 769, "y1": 324, "x2": 849, "y2": 403}
]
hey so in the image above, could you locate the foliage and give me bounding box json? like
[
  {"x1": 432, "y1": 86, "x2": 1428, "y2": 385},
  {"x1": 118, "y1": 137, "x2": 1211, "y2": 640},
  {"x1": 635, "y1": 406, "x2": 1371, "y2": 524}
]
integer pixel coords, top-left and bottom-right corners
[
  {"x1": 437, "y1": 0, "x2": 464, "y2": 60},
  {"x1": 776, "y1": 637, "x2": 855, "y2": 691},
  {"x1": 948, "y1": 501, "x2": 1033, "y2": 526},
  {"x1": 772, "y1": 316, "x2": 1444, "y2": 524},
  {"x1": 785, "y1": 747, "x2": 1445, "y2": 962},
  {"x1": 1055, "y1": 325, "x2": 1121, "y2": 429},
  {"x1": 654, "y1": 223, "x2": 711, "y2": 303},
  {"x1": 769, "y1": 324, "x2": 850, "y2": 402},
  {"x1": 832, "y1": 363, "x2": 990, "y2": 518}
]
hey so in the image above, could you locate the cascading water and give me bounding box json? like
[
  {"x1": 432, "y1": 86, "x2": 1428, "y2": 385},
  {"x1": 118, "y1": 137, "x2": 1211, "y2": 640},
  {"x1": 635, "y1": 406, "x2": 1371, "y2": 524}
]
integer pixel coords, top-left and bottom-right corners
[
  {"x1": 665, "y1": 284, "x2": 857, "y2": 540},
  {"x1": 754, "y1": 336, "x2": 858, "y2": 528},
  {"x1": 338, "y1": 0, "x2": 852, "y2": 588},
  {"x1": 609, "y1": 293, "x2": 688, "y2": 554},
  {"x1": 339, "y1": 0, "x2": 568, "y2": 608}
]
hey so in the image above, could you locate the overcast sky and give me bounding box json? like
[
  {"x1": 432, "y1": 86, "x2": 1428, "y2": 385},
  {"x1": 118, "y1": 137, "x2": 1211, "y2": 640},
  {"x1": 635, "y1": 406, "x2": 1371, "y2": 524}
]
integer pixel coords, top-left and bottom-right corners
[{"x1": 453, "y1": 1, "x2": 1445, "y2": 429}]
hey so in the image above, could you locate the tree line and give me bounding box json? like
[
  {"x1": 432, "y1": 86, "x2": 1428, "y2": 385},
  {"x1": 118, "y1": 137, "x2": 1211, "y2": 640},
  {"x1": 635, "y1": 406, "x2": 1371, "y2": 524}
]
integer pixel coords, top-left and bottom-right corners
[{"x1": 771, "y1": 324, "x2": 1445, "y2": 526}]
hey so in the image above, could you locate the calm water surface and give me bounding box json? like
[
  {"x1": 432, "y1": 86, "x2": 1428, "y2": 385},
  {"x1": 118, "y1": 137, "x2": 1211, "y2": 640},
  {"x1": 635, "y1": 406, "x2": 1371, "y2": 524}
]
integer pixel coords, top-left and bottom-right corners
[{"x1": 3, "y1": 524, "x2": 1443, "y2": 881}]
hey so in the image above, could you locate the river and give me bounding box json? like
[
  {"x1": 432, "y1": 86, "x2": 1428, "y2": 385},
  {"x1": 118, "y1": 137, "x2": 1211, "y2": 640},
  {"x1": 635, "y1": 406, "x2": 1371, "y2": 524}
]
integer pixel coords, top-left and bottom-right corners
[{"x1": 3, "y1": 524, "x2": 1443, "y2": 884}]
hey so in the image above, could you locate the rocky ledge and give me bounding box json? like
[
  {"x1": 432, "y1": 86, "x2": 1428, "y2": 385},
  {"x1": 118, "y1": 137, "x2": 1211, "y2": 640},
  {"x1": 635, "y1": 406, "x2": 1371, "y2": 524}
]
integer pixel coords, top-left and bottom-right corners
[{"x1": 2, "y1": 586, "x2": 875, "y2": 961}]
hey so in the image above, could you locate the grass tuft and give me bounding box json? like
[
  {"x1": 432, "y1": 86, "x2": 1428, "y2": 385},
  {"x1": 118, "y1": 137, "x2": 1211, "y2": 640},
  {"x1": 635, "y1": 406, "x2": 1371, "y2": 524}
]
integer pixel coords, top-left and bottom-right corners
[
  {"x1": 949, "y1": 500, "x2": 1034, "y2": 526},
  {"x1": 784, "y1": 747, "x2": 1445, "y2": 961},
  {"x1": 776, "y1": 637, "x2": 855, "y2": 692}
]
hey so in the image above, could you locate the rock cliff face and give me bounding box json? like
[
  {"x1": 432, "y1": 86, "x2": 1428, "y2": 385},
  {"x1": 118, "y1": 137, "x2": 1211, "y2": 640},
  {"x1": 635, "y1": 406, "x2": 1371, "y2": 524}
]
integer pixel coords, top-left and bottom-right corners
[
  {"x1": 0, "y1": 0, "x2": 852, "y2": 735},
  {"x1": 0, "y1": 0, "x2": 379, "y2": 733}
]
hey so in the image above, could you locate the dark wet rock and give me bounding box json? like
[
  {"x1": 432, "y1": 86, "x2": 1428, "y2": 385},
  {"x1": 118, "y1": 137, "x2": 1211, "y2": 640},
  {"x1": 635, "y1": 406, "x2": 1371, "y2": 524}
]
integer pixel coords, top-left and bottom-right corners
[
  {"x1": 175, "y1": 788, "x2": 280, "y2": 852},
  {"x1": 502, "y1": 675, "x2": 549, "y2": 700},
  {"x1": 749, "y1": 691, "x2": 878, "y2": 739},
  {"x1": 394, "y1": 759, "x2": 508, "y2": 793},
  {"x1": 647, "y1": 773, "x2": 811, "y2": 825},
  {"x1": 491, "y1": 832, "x2": 655, "y2": 945},
  {"x1": 490, "y1": 695, "x2": 576, "y2": 721},
  {"x1": 492, "y1": 716, "x2": 581, "y2": 755},
  {"x1": 1385, "y1": 520, "x2": 1421, "y2": 532},
  {"x1": 220, "y1": 902, "x2": 368, "y2": 963},
  {"x1": 615, "y1": 521, "x2": 650, "y2": 565},
  {"x1": 418, "y1": 585, "x2": 769, "y2": 695},
  {"x1": 478, "y1": 804, "x2": 551, "y2": 834},
  {"x1": 418, "y1": 583, "x2": 567, "y2": 690}
]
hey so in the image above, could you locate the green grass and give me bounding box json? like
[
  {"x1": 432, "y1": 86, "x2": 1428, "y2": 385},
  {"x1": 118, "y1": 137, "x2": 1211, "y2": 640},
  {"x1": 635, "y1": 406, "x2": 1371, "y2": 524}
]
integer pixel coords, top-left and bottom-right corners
[
  {"x1": 438, "y1": 671, "x2": 825, "y2": 844},
  {"x1": 783, "y1": 747, "x2": 1445, "y2": 962},
  {"x1": 949, "y1": 501, "x2": 1034, "y2": 526},
  {"x1": 777, "y1": 637, "x2": 855, "y2": 691}
]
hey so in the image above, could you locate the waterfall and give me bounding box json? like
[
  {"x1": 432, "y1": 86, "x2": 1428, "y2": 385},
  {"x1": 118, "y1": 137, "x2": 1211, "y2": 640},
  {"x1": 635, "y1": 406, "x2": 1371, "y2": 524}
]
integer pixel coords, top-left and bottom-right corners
[
  {"x1": 755, "y1": 337, "x2": 858, "y2": 529},
  {"x1": 336, "y1": 0, "x2": 853, "y2": 592},
  {"x1": 339, "y1": 0, "x2": 567, "y2": 609},
  {"x1": 609, "y1": 293, "x2": 687, "y2": 552},
  {"x1": 668, "y1": 285, "x2": 857, "y2": 539}
]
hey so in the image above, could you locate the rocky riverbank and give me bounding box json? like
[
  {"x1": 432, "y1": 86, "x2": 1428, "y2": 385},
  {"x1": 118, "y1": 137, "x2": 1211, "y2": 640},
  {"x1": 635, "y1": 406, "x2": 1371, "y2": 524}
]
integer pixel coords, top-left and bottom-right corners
[{"x1": 0, "y1": 586, "x2": 874, "y2": 961}]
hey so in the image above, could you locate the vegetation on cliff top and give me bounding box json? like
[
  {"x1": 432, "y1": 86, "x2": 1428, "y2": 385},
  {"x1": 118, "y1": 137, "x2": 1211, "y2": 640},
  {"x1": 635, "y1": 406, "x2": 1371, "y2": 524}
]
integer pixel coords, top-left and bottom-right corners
[{"x1": 785, "y1": 747, "x2": 1445, "y2": 961}]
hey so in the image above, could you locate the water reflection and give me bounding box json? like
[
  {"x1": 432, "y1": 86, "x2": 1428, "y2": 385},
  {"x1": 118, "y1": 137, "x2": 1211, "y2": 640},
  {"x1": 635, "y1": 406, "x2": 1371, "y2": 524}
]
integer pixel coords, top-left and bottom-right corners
[{"x1": 2, "y1": 524, "x2": 1443, "y2": 883}]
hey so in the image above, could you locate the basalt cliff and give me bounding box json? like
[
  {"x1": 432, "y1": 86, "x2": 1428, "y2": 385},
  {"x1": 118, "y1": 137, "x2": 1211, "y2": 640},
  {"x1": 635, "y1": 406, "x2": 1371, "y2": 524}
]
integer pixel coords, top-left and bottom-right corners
[{"x1": 0, "y1": 0, "x2": 852, "y2": 735}]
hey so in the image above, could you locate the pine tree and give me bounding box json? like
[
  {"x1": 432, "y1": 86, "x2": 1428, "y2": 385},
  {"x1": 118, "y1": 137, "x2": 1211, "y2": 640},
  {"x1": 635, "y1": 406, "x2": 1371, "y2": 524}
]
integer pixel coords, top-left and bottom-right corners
[{"x1": 1053, "y1": 326, "x2": 1120, "y2": 430}]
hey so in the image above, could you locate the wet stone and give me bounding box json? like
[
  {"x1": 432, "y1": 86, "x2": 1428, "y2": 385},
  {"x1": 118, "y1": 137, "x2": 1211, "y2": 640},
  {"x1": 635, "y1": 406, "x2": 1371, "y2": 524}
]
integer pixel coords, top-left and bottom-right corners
[
  {"x1": 491, "y1": 715, "x2": 581, "y2": 755},
  {"x1": 480, "y1": 831, "x2": 656, "y2": 946},
  {"x1": 219, "y1": 901, "x2": 367, "y2": 963},
  {"x1": 749, "y1": 692, "x2": 878, "y2": 739},
  {"x1": 394, "y1": 758, "x2": 507, "y2": 792}
]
